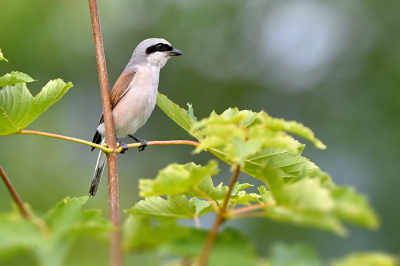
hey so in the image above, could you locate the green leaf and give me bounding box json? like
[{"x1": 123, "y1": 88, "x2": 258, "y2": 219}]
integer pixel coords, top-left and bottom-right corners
[
  {"x1": 267, "y1": 242, "x2": 322, "y2": 266},
  {"x1": 186, "y1": 103, "x2": 197, "y2": 122},
  {"x1": 330, "y1": 252, "x2": 398, "y2": 266},
  {"x1": 0, "y1": 72, "x2": 35, "y2": 87},
  {"x1": 0, "y1": 49, "x2": 7, "y2": 62},
  {"x1": 139, "y1": 161, "x2": 219, "y2": 197},
  {"x1": 156, "y1": 93, "x2": 321, "y2": 180},
  {"x1": 185, "y1": 176, "x2": 229, "y2": 200},
  {"x1": 257, "y1": 165, "x2": 345, "y2": 234},
  {"x1": 331, "y1": 187, "x2": 379, "y2": 229},
  {"x1": 123, "y1": 215, "x2": 187, "y2": 252},
  {"x1": 231, "y1": 191, "x2": 261, "y2": 205},
  {"x1": 0, "y1": 79, "x2": 73, "y2": 136},
  {"x1": 259, "y1": 112, "x2": 326, "y2": 149},
  {"x1": 161, "y1": 227, "x2": 258, "y2": 266},
  {"x1": 126, "y1": 195, "x2": 213, "y2": 220},
  {"x1": 0, "y1": 197, "x2": 113, "y2": 266},
  {"x1": 156, "y1": 92, "x2": 202, "y2": 140}
]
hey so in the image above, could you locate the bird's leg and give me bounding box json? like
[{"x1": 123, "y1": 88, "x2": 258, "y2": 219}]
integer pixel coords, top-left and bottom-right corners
[
  {"x1": 128, "y1": 134, "x2": 148, "y2": 152},
  {"x1": 115, "y1": 136, "x2": 129, "y2": 154}
]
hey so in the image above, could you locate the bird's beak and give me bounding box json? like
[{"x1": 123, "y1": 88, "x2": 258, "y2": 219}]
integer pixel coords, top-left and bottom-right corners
[{"x1": 169, "y1": 48, "x2": 183, "y2": 56}]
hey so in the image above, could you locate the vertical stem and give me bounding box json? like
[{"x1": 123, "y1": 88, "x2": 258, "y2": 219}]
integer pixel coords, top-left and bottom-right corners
[
  {"x1": 88, "y1": 1, "x2": 121, "y2": 265},
  {"x1": 197, "y1": 166, "x2": 241, "y2": 266},
  {"x1": 0, "y1": 165, "x2": 30, "y2": 219}
]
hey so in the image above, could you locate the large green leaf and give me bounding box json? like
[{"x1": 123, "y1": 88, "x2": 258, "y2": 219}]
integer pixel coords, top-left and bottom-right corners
[
  {"x1": 0, "y1": 72, "x2": 34, "y2": 87},
  {"x1": 126, "y1": 195, "x2": 213, "y2": 220},
  {"x1": 139, "y1": 161, "x2": 219, "y2": 197},
  {"x1": 0, "y1": 79, "x2": 73, "y2": 136},
  {"x1": 256, "y1": 165, "x2": 378, "y2": 234},
  {"x1": 156, "y1": 93, "x2": 321, "y2": 179},
  {"x1": 0, "y1": 197, "x2": 113, "y2": 266}
]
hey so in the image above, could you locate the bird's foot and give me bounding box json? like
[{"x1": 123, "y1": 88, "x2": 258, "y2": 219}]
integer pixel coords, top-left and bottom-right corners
[
  {"x1": 115, "y1": 136, "x2": 129, "y2": 154},
  {"x1": 128, "y1": 134, "x2": 148, "y2": 152}
]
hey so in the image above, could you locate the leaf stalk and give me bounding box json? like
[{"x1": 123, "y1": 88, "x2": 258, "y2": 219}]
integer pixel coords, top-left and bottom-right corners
[{"x1": 0, "y1": 165, "x2": 30, "y2": 219}]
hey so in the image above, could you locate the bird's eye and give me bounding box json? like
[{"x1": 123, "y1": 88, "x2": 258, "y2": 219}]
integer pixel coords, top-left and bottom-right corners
[{"x1": 156, "y1": 44, "x2": 164, "y2": 51}]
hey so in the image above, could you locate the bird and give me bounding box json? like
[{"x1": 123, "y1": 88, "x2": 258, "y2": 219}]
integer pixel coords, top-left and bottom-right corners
[{"x1": 88, "y1": 38, "x2": 183, "y2": 196}]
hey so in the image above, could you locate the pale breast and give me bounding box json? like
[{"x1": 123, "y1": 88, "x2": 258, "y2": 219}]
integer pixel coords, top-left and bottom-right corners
[{"x1": 112, "y1": 65, "x2": 160, "y2": 137}]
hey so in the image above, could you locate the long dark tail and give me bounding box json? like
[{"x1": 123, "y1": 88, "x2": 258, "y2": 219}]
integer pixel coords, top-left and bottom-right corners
[
  {"x1": 89, "y1": 139, "x2": 106, "y2": 196},
  {"x1": 91, "y1": 130, "x2": 102, "y2": 152}
]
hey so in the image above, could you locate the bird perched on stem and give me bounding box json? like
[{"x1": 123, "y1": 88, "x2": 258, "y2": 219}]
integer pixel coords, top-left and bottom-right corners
[{"x1": 89, "y1": 38, "x2": 183, "y2": 196}]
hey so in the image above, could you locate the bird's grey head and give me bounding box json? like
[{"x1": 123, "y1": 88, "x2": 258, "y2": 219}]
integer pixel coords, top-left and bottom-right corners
[{"x1": 125, "y1": 38, "x2": 183, "y2": 71}]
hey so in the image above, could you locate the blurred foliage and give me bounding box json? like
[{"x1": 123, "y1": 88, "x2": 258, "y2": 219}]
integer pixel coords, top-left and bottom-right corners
[{"x1": 1, "y1": 0, "x2": 400, "y2": 265}]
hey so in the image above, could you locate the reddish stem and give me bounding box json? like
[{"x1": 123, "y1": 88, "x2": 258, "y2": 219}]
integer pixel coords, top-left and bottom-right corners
[
  {"x1": 88, "y1": 1, "x2": 121, "y2": 265},
  {"x1": 0, "y1": 165, "x2": 30, "y2": 219},
  {"x1": 196, "y1": 165, "x2": 241, "y2": 266}
]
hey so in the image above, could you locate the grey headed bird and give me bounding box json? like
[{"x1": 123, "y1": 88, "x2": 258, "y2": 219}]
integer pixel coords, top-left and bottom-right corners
[{"x1": 89, "y1": 38, "x2": 183, "y2": 196}]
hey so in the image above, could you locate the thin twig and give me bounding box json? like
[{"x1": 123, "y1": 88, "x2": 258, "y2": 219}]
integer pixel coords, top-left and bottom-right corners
[
  {"x1": 20, "y1": 130, "x2": 112, "y2": 153},
  {"x1": 229, "y1": 203, "x2": 270, "y2": 215},
  {"x1": 229, "y1": 212, "x2": 266, "y2": 220},
  {"x1": 0, "y1": 165, "x2": 30, "y2": 219},
  {"x1": 88, "y1": 1, "x2": 121, "y2": 265},
  {"x1": 196, "y1": 165, "x2": 241, "y2": 266}
]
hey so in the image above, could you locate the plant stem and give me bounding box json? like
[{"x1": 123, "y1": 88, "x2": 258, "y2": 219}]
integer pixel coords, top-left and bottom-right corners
[
  {"x1": 229, "y1": 212, "x2": 266, "y2": 220},
  {"x1": 229, "y1": 203, "x2": 270, "y2": 215},
  {"x1": 196, "y1": 165, "x2": 241, "y2": 266},
  {"x1": 0, "y1": 165, "x2": 30, "y2": 219},
  {"x1": 19, "y1": 130, "x2": 200, "y2": 153},
  {"x1": 20, "y1": 130, "x2": 112, "y2": 153},
  {"x1": 88, "y1": 1, "x2": 121, "y2": 265}
]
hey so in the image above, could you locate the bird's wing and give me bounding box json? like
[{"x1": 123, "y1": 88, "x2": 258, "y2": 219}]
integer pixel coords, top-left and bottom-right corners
[{"x1": 98, "y1": 70, "x2": 136, "y2": 125}]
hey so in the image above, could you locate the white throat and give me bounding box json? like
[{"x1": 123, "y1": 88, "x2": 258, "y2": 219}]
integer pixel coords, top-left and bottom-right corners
[{"x1": 146, "y1": 52, "x2": 170, "y2": 68}]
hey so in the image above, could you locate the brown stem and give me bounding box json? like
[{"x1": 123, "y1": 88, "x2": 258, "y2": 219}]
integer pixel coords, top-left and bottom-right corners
[
  {"x1": 196, "y1": 165, "x2": 241, "y2": 266},
  {"x1": 88, "y1": 1, "x2": 121, "y2": 265},
  {"x1": 0, "y1": 165, "x2": 30, "y2": 219}
]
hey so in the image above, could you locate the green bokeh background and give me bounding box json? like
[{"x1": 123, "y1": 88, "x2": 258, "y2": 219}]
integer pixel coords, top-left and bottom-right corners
[{"x1": 1, "y1": 0, "x2": 399, "y2": 265}]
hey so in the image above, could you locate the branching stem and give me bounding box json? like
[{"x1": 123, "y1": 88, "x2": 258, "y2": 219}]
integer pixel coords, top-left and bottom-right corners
[
  {"x1": 196, "y1": 165, "x2": 241, "y2": 266},
  {"x1": 19, "y1": 130, "x2": 200, "y2": 154},
  {"x1": 0, "y1": 165, "x2": 30, "y2": 219}
]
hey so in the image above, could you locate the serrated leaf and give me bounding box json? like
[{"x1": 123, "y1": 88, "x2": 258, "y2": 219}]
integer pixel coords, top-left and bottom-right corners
[
  {"x1": 123, "y1": 215, "x2": 187, "y2": 251},
  {"x1": 126, "y1": 195, "x2": 213, "y2": 220},
  {"x1": 267, "y1": 242, "x2": 322, "y2": 266},
  {"x1": 231, "y1": 191, "x2": 261, "y2": 205},
  {"x1": 0, "y1": 197, "x2": 113, "y2": 266},
  {"x1": 0, "y1": 49, "x2": 8, "y2": 62},
  {"x1": 331, "y1": 187, "x2": 379, "y2": 229},
  {"x1": 257, "y1": 165, "x2": 345, "y2": 234},
  {"x1": 139, "y1": 161, "x2": 219, "y2": 197},
  {"x1": 161, "y1": 227, "x2": 258, "y2": 266},
  {"x1": 0, "y1": 72, "x2": 35, "y2": 87},
  {"x1": 233, "y1": 182, "x2": 253, "y2": 193},
  {"x1": 156, "y1": 92, "x2": 202, "y2": 140},
  {"x1": 156, "y1": 93, "x2": 322, "y2": 180},
  {"x1": 259, "y1": 112, "x2": 326, "y2": 149},
  {"x1": 330, "y1": 252, "x2": 398, "y2": 266},
  {"x1": 185, "y1": 176, "x2": 229, "y2": 200},
  {"x1": 0, "y1": 79, "x2": 73, "y2": 135}
]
